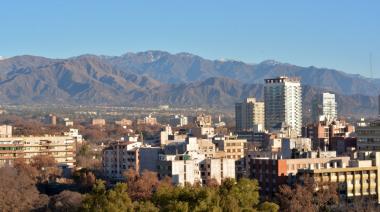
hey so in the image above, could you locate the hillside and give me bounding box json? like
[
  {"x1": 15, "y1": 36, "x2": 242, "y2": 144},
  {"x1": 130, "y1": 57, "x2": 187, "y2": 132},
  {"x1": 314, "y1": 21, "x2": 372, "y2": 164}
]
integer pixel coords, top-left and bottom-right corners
[{"x1": 0, "y1": 51, "x2": 378, "y2": 117}]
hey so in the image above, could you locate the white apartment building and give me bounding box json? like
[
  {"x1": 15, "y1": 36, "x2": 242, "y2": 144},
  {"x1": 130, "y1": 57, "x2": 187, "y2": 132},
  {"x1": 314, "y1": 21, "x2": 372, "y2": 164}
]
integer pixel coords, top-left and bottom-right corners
[
  {"x1": 264, "y1": 76, "x2": 302, "y2": 136},
  {"x1": 64, "y1": 128, "x2": 83, "y2": 143},
  {"x1": 158, "y1": 137, "x2": 235, "y2": 185},
  {"x1": 169, "y1": 114, "x2": 188, "y2": 127},
  {"x1": 200, "y1": 158, "x2": 235, "y2": 184},
  {"x1": 322, "y1": 92, "x2": 337, "y2": 121},
  {"x1": 235, "y1": 97, "x2": 265, "y2": 132}
]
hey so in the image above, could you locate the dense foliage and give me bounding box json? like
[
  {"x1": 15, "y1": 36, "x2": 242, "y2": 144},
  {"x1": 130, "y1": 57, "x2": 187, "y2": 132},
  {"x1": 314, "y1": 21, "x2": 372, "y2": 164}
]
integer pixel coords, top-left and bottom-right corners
[{"x1": 82, "y1": 172, "x2": 279, "y2": 212}]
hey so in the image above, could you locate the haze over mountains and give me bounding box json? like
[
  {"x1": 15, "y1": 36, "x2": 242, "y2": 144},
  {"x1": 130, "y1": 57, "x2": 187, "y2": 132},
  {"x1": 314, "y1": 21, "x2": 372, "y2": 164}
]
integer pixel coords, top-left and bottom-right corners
[{"x1": 0, "y1": 50, "x2": 378, "y2": 117}]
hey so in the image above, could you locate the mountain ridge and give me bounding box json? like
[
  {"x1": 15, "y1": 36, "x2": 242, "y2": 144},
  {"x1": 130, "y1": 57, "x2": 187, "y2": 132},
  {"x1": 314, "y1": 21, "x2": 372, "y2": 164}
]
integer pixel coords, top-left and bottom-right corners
[{"x1": 0, "y1": 51, "x2": 378, "y2": 117}]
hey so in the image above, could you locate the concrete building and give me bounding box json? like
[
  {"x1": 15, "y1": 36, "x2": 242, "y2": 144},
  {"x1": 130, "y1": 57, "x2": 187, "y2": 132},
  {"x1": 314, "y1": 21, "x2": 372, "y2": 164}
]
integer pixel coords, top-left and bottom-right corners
[
  {"x1": 0, "y1": 125, "x2": 12, "y2": 138},
  {"x1": 281, "y1": 137, "x2": 312, "y2": 158},
  {"x1": 213, "y1": 135, "x2": 247, "y2": 178},
  {"x1": 357, "y1": 120, "x2": 380, "y2": 151},
  {"x1": 92, "y1": 118, "x2": 106, "y2": 126},
  {"x1": 303, "y1": 118, "x2": 355, "y2": 150},
  {"x1": 213, "y1": 135, "x2": 246, "y2": 160},
  {"x1": 264, "y1": 76, "x2": 302, "y2": 136},
  {"x1": 249, "y1": 155, "x2": 350, "y2": 197},
  {"x1": 45, "y1": 114, "x2": 57, "y2": 125},
  {"x1": 322, "y1": 92, "x2": 337, "y2": 121},
  {"x1": 137, "y1": 114, "x2": 158, "y2": 125},
  {"x1": 115, "y1": 118, "x2": 133, "y2": 126},
  {"x1": 200, "y1": 158, "x2": 235, "y2": 184},
  {"x1": 158, "y1": 137, "x2": 235, "y2": 185},
  {"x1": 0, "y1": 134, "x2": 77, "y2": 167},
  {"x1": 139, "y1": 147, "x2": 161, "y2": 174},
  {"x1": 195, "y1": 114, "x2": 212, "y2": 127},
  {"x1": 102, "y1": 141, "x2": 142, "y2": 180},
  {"x1": 64, "y1": 128, "x2": 83, "y2": 143},
  {"x1": 197, "y1": 138, "x2": 217, "y2": 158},
  {"x1": 158, "y1": 137, "x2": 203, "y2": 185},
  {"x1": 144, "y1": 114, "x2": 158, "y2": 125},
  {"x1": 169, "y1": 115, "x2": 188, "y2": 127},
  {"x1": 235, "y1": 98, "x2": 265, "y2": 132},
  {"x1": 65, "y1": 121, "x2": 74, "y2": 127},
  {"x1": 160, "y1": 125, "x2": 187, "y2": 146},
  {"x1": 158, "y1": 154, "x2": 202, "y2": 185},
  {"x1": 191, "y1": 126, "x2": 215, "y2": 139},
  {"x1": 298, "y1": 152, "x2": 380, "y2": 203}
]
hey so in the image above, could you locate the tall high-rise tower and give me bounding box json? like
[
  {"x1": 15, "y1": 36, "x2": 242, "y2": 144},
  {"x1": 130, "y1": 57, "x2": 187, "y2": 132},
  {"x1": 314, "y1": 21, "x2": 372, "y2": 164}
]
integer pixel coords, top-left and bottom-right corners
[
  {"x1": 322, "y1": 92, "x2": 337, "y2": 121},
  {"x1": 264, "y1": 76, "x2": 302, "y2": 136},
  {"x1": 235, "y1": 98, "x2": 265, "y2": 132}
]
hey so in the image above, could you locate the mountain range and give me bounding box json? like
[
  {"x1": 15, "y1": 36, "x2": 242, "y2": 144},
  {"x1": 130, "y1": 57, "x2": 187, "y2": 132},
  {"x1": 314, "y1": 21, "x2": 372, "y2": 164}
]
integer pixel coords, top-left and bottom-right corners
[{"x1": 0, "y1": 50, "x2": 378, "y2": 118}]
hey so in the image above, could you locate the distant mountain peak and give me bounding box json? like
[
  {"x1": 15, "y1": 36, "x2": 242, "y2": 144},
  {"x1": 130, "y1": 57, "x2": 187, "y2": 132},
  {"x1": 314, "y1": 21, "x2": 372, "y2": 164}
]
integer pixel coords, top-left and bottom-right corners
[
  {"x1": 260, "y1": 60, "x2": 284, "y2": 66},
  {"x1": 175, "y1": 52, "x2": 197, "y2": 58},
  {"x1": 216, "y1": 58, "x2": 243, "y2": 63}
]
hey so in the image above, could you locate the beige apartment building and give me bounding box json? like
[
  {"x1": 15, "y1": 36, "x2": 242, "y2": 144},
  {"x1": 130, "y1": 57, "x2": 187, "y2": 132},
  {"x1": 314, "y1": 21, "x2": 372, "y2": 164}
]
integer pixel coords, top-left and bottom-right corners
[
  {"x1": 213, "y1": 135, "x2": 246, "y2": 160},
  {"x1": 0, "y1": 135, "x2": 77, "y2": 167},
  {"x1": 115, "y1": 118, "x2": 133, "y2": 126},
  {"x1": 235, "y1": 97, "x2": 265, "y2": 132},
  {"x1": 299, "y1": 152, "x2": 380, "y2": 203},
  {"x1": 92, "y1": 118, "x2": 106, "y2": 126},
  {"x1": 249, "y1": 154, "x2": 350, "y2": 197}
]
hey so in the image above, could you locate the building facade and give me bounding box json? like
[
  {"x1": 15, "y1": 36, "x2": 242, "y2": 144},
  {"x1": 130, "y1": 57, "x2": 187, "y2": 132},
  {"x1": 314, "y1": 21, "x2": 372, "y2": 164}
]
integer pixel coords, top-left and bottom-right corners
[
  {"x1": 92, "y1": 118, "x2": 106, "y2": 126},
  {"x1": 357, "y1": 120, "x2": 380, "y2": 151},
  {"x1": 322, "y1": 92, "x2": 337, "y2": 121},
  {"x1": 264, "y1": 76, "x2": 302, "y2": 136},
  {"x1": 169, "y1": 115, "x2": 188, "y2": 127},
  {"x1": 0, "y1": 135, "x2": 77, "y2": 167},
  {"x1": 0, "y1": 125, "x2": 12, "y2": 138},
  {"x1": 235, "y1": 97, "x2": 265, "y2": 132},
  {"x1": 249, "y1": 155, "x2": 350, "y2": 197},
  {"x1": 298, "y1": 152, "x2": 380, "y2": 203},
  {"x1": 102, "y1": 141, "x2": 142, "y2": 181}
]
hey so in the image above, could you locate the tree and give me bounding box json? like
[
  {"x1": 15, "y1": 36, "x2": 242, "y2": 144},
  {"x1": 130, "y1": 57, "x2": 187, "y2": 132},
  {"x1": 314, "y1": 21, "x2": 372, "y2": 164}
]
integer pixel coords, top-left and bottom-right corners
[
  {"x1": 81, "y1": 180, "x2": 108, "y2": 211},
  {"x1": 13, "y1": 158, "x2": 38, "y2": 182},
  {"x1": 0, "y1": 167, "x2": 47, "y2": 211},
  {"x1": 73, "y1": 169, "x2": 96, "y2": 192},
  {"x1": 124, "y1": 169, "x2": 159, "y2": 201},
  {"x1": 76, "y1": 143, "x2": 101, "y2": 169},
  {"x1": 258, "y1": 201, "x2": 280, "y2": 212},
  {"x1": 133, "y1": 201, "x2": 159, "y2": 212},
  {"x1": 48, "y1": 190, "x2": 83, "y2": 212},
  {"x1": 151, "y1": 177, "x2": 277, "y2": 212},
  {"x1": 277, "y1": 176, "x2": 339, "y2": 212},
  {"x1": 104, "y1": 183, "x2": 134, "y2": 212},
  {"x1": 336, "y1": 197, "x2": 379, "y2": 212},
  {"x1": 30, "y1": 154, "x2": 62, "y2": 183},
  {"x1": 219, "y1": 178, "x2": 261, "y2": 211},
  {"x1": 230, "y1": 178, "x2": 260, "y2": 209},
  {"x1": 81, "y1": 180, "x2": 134, "y2": 212}
]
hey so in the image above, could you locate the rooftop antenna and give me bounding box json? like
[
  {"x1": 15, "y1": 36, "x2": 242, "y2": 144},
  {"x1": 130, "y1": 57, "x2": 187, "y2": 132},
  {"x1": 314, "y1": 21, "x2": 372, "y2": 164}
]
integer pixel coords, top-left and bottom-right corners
[{"x1": 369, "y1": 52, "x2": 373, "y2": 78}]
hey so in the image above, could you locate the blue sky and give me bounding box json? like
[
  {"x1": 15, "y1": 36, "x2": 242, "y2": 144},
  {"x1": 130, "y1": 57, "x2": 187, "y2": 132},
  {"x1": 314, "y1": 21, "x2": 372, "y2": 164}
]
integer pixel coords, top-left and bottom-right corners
[{"x1": 1, "y1": 0, "x2": 379, "y2": 77}]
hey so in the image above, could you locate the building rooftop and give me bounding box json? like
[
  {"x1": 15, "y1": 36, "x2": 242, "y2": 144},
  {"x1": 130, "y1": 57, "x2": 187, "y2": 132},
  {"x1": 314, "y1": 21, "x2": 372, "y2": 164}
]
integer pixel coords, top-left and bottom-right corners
[{"x1": 264, "y1": 76, "x2": 300, "y2": 83}]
